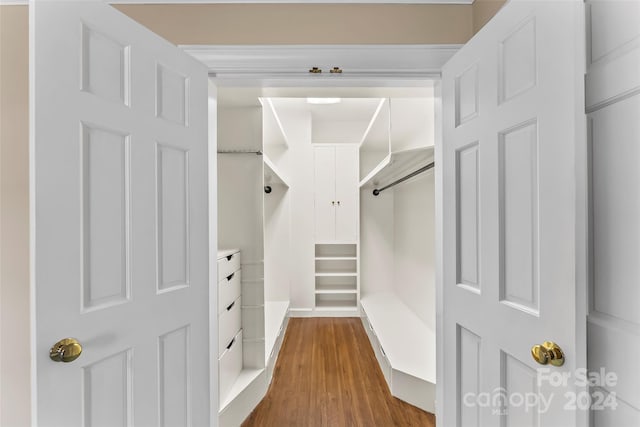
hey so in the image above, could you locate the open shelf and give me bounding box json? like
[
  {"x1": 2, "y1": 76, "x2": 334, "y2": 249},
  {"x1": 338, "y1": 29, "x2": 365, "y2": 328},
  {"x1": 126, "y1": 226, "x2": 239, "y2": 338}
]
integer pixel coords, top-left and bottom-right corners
[
  {"x1": 360, "y1": 146, "x2": 434, "y2": 189},
  {"x1": 315, "y1": 286, "x2": 357, "y2": 294},
  {"x1": 314, "y1": 243, "x2": 359, "y2": 310},
  {"x1": 359, "y1": 99, "x2": 390, "y2": 183},
  {"x1": 260, "y1": 98, "x2": 289, "y2": 149},
  {"x1": 315, "y1": 243, "x2": 357, "y2": 258},
  {"x1": 315, "y1": 272, "x2": 357, "y2": 277},
  {"x1": 263, "y1": 155, "x2": 290, "y2": 187},
  {"x1": 315, "y1": 293, "x2": 358, "y2": 310}
]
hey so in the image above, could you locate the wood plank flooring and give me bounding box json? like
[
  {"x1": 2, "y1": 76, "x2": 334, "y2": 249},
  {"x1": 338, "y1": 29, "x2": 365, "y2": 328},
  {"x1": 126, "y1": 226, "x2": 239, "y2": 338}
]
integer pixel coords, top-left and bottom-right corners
[{"x1": 242, "y1": 318, "x2": 436, "y2": 427}]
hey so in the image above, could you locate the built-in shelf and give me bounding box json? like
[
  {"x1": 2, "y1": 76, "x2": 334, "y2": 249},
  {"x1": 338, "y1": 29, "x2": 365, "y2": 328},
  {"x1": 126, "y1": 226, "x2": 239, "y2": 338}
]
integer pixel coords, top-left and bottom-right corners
[
  {"x1": 264, "y1": 300, "x2": 289, "y2": 365},
  {"x1": 315, "y1": 272, "x2": 358, "y2": 277},
  {"x1": 260, "y1": 98, "x2": 289, "y2": 149},
  {"x1": 315, "y1": 298, "x2": 358, "y2": 310},
  {"x1": 314, "y1": 243, "x2": 359, "y2": 311},
  {"x1": 360, "y1": 146, "x2": 434, "y2": 189},
  {"x1": 315, "y1": 286, "x2": 358, "y2": 294},
  {"x1": 358, "y1": 99, "x2": 390, "y2": 183},
  {"x1": 263, "y1": 155, "x2": 290, "y2": 187},
  {"x1": 219, "y1": 368, "x2": 263, "y2": 413}
]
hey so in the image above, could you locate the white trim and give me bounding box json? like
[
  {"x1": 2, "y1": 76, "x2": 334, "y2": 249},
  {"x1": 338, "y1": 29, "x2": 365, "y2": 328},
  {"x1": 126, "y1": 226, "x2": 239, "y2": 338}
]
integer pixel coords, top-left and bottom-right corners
[
  {"x1": 183, "y1": 44, "x2": 461, "y2": 85},
  {"x1": 1, "y1": 0, "x2": 472, "y2": 4},
  {"x1": 110, "y1": 0, "x2": 473, "y2": 3}
]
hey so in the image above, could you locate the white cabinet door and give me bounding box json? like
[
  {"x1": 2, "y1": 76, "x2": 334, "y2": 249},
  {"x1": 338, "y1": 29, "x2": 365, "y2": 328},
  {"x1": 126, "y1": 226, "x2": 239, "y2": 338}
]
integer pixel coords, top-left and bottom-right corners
[
  {"x1": 334, "y1": 146, "x2": 359, "y2": 242},
  {"x1": 32, "y1": 2, "x2": 210, "y2": 426},
  {"x1": 441, "y1": 1, "x2": 585, "y2": 426},
  {"x1": 314, "y1": 146, "x2": 336, "y2": 241}
]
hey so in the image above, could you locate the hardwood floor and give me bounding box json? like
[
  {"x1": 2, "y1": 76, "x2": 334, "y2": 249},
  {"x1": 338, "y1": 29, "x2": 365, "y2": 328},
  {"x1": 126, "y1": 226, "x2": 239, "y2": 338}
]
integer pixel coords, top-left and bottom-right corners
[{"x1": 242, "y1": 318, "x2": 436, "y2": 427}]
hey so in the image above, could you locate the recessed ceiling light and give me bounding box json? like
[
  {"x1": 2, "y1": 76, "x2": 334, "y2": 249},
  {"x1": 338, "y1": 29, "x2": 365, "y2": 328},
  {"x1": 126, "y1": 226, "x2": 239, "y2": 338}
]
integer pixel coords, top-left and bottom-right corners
[{"x1": 306, "y1": 97, "x2": 341, "y2": 105}]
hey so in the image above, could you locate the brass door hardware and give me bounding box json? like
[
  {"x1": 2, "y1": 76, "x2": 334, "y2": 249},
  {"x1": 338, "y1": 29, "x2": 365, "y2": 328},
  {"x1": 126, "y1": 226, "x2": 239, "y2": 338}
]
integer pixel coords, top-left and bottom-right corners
[
  {"x1": 309, "y1": 67, "x2": 322, "y2": 74},
  {"x1": 50, "y1": 338, "x2": 83, "y2": 363},
  {"x1": 531, "y1": 341, "x2": 564, "y2": 366},
  {"x1": 330, "y1": 67, "x2": 343, "y2": 74}
]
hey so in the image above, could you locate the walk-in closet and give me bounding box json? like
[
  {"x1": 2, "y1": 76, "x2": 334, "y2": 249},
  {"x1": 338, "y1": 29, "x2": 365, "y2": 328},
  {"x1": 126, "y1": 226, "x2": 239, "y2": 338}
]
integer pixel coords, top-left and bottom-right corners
[{"x1": 216, "y1": 87, "x2": 437, "y2": 424}]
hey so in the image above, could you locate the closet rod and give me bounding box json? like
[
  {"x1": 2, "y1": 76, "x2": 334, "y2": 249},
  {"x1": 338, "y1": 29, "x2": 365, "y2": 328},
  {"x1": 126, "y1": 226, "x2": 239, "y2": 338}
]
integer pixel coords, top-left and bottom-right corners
[
  {"x1": 372, "y1": 162, "x2": 434, "y2": 196},
  {"x1": 217, "y1": 150, "x2": 263, "y2": 155}
]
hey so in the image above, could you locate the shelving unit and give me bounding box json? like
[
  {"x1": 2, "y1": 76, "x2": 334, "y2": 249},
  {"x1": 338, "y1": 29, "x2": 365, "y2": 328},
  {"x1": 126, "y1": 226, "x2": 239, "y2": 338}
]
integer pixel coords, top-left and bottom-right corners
[
  {"x1": 261, "y1": 97, "x2": 290, "y2": 188},
  {"x1": 314, "y1": 244, "x2": 358, "y2": 310},
  {"x1": 360, "y1": 146, "x2": 434, "y2": 190},
  {"x1": 358, "y1": 99, "x2": 390, "y2": 186}
]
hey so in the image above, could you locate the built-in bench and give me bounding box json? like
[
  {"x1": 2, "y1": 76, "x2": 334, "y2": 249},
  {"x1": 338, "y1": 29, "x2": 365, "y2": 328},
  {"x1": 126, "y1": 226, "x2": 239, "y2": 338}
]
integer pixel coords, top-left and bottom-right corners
[{"x1": 360, "y1": 292, "x2": 436, "y2": 413}]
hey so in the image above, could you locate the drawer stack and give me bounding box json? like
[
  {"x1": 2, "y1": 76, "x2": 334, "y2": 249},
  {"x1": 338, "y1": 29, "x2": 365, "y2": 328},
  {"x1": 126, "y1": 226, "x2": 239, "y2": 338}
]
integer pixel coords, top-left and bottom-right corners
[{"x1": 217, "y1": 249, "x2": 242, "y2": 406}]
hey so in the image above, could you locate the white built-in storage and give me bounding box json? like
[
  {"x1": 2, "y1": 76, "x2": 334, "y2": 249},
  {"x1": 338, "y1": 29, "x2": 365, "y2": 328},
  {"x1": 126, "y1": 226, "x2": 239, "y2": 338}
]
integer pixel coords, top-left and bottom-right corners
[
  {"x1": 314, "y1": 243, "x2": 358, "y2": 310},
  {"x1": 313, "y1": 145, "x2": 359, "y2": 243},
  {"x1": 359, "y1": 96, "x2": 437, "y2": 413},
  {"x1": 217, "y1": 249, "x2": 243, "y2": 408},
  {"x1": 313, "y1": 143, "x2": 360, "y2": 312},
  {"x1": 216, "y1": 101, "x2": 290, "y2": 426},
  {"x1": 216, "y1": 92, "x2": 438, "y2": 421}
]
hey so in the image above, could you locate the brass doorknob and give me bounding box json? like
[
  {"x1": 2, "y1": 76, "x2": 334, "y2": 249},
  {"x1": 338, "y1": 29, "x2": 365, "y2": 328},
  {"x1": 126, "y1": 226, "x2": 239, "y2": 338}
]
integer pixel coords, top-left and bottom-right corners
[
  {"x1": 531, "y1": 341, "x2": 564, "y2": 366},
  {"x1": 49, "y1": 338, "x2": 82, "y2": 363}
]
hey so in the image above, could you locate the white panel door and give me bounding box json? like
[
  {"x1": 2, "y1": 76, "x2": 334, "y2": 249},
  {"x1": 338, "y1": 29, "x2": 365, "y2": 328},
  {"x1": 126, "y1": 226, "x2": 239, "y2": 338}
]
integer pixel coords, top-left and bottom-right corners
[
  {"x1": 32, "y1": 2, "x2": 210, "y2": 426},
  {"x1": 314, "y1": 146, "x2": 336, "y2": 241},
  {"x1": 334, "y1": 145, "x2": 359, "y2": 242},
  {"x1": 441, "y1": 1, "x2": 585, "y2": 426},
  {"x1": 586, "y1": 1, "x2": 640, "y2": 426}
]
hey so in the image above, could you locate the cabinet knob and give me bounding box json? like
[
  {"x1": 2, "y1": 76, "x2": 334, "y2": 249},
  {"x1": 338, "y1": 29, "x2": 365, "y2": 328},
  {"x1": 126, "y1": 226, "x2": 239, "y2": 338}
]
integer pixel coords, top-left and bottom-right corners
[
  {"x1": 332, "y1": 201, "x2": 335, "y2": 205},
  {"x1": 337, "y1": 201, "x2": 341, "y2": 206}
]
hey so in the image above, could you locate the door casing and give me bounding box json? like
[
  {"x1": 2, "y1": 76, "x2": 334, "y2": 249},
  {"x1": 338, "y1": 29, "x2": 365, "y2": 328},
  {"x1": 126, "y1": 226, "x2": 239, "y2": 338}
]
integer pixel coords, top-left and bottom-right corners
[{"x1": 188, "y1": 41, "x2": 588, "y2": 423}]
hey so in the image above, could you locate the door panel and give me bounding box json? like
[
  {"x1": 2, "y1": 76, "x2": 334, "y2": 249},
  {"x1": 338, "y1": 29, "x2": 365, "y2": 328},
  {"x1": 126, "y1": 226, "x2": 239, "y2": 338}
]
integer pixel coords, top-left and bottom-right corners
[
  {"x1": 334, "y1": 146, "x2": 359, "y2": 242},
  {"x1": 586, "y1": 0, "x2": 640, "y2": 425},
  {"x1": 314, "y1": 146, "x2": 336, "y2": 241},
  {"x1": 32, "y1": 2, "x2": 210, "y2": 425},
  {"x1": 442, "y1": 1, "x2": 585, "y2": 426}
]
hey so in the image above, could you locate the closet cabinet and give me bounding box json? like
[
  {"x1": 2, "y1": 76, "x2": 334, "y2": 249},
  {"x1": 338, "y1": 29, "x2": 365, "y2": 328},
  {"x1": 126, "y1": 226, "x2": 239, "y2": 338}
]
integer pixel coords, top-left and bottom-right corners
[
  {"x1": 217, "y1": 249, "x2": 242, "y2": 407},
  {"x1": 313, "y1": 145, "x2": 359, "y2": 243}
]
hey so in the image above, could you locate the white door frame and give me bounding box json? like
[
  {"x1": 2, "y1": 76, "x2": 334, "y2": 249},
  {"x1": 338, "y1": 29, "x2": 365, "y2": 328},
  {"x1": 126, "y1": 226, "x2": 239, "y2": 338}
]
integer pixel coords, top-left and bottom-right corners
[{"x1": 185, "y1": 43, "x2": 587, "y2": 422}]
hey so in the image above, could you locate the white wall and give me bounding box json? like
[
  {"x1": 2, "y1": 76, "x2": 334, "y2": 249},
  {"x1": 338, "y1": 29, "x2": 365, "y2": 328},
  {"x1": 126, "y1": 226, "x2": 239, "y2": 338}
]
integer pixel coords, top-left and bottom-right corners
[
  {"x1": 360, "y1": 188, "x2": 395, "y2": 296},
  {"x1": 263, "y1": 183, "x2": 290, "y2": 302},
  {"x1": 217, "y1": 106, "x2": 264, "y2": 275},
  {"x1": 279, "y1": 109, "x2": 315, "y2": 311},
  {"x1": 393, "y1": 171, "x2": 436, "y2": 329}
]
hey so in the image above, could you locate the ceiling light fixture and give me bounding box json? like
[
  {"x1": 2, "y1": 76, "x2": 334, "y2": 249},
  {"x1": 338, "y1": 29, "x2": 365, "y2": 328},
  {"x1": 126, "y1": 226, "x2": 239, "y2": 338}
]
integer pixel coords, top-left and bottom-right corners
[{"x1": 306, "y1": 97, "x2": 341, "y2": 105}]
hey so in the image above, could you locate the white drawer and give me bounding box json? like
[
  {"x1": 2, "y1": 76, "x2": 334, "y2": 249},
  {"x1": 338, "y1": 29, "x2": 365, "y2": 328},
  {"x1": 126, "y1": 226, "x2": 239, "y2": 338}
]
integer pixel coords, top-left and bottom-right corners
[
  {"x1": 219, "y1": 296, "x2": 241, "y2": 358},
  {"x1": 378, "y1": 344, "x2": 392, "y2": 388},
  {"x1": 218, "y1": 269, "x2": 241, "y2": 314},
  {"x1": 217, "y1": 251, "x2": 240, "y2": 282},
  {"x1": 219, "y1": 329, "x2": 242, "y2": 406}
]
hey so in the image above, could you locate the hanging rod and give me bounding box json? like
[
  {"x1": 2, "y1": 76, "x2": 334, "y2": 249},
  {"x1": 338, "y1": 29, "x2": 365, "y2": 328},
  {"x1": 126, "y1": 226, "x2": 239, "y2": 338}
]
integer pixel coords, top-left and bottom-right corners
[
  {"x1": 373, "y1": 162, "x2": 435, "y2": 196},
  {"x1": 217, "y1": 149, "x2": 263, "y2": 155}
]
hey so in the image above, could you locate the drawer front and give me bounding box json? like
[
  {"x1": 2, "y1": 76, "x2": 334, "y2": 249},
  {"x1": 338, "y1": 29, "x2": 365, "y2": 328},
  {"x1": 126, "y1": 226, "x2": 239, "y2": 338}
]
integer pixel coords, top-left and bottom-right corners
[
  {"x1": 218, "y1": 269, "x2": 241, "y2": 314},
  {"x1": 219, "y1": 296, "x2": 241, "y2": 358},
  {"x1": 362, "y1": 315, "x2": 391, "y2": 389},
  {"x1": 219, "y1": 329, "x2": 243, "y2": 406},
  {"x1": 378, "y1": 344, "x2": 392, "y2": 387},
  {"x1": 217, "y1": 251, "x2": 241, "y2": 282}
]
